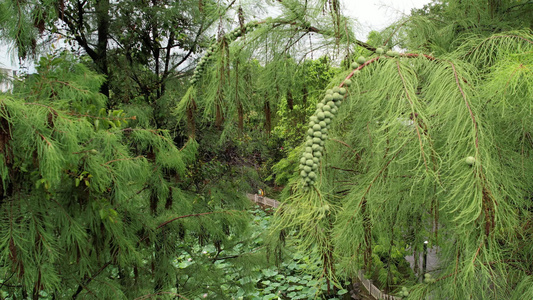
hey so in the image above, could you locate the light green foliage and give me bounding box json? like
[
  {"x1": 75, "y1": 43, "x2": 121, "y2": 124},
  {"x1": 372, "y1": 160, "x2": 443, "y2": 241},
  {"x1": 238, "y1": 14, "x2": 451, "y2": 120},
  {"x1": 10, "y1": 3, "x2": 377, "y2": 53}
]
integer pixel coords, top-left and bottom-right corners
[
  {"x1": 272, "y1": 29, "x2": 533, "y2": 299},
  {"x1": 270, "y1": 144, "x2": 303, "y2": 187},
  {"x1": 405, "y1": 0, "x2": 533, "y2": 55},
  {"x1": 190, "y1": 21, "x2": 260, "y2": 85},
  {"x1": 0, "y1": 0, "x2": 55, "y2": 58},
  {"x1": 174, "y1": 0, "x2": 355, "y2": 139}
]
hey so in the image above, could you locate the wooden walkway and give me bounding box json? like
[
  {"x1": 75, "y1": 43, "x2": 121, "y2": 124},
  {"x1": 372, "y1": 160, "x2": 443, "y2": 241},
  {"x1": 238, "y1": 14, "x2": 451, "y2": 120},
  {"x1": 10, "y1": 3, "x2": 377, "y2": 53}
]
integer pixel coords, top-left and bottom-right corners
[
  {"x1": 246, "y1": 193, "x2": 280, "y2": 208},
  {"x1": 355, "y1": 270, "x2": 402, "y2": 300}
]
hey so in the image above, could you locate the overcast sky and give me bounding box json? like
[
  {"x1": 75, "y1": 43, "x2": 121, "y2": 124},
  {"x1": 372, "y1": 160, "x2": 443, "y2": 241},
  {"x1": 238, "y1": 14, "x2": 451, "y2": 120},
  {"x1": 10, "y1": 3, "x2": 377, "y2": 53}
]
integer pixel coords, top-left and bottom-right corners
[
  {"x1": 0, "y1": 0, "x2": 430, "y2": 71},
  {"x1": 345, "y1": 0, "x2": 430, "y2": 39}
]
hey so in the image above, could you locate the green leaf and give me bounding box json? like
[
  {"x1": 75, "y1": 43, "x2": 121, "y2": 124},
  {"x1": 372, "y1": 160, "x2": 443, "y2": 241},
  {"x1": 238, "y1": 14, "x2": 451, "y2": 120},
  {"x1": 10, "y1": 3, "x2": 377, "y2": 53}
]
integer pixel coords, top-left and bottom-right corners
[
  {"x1": 261, "y1": 269, "x2": 278, "y2": 277},
  {"x1": 99, "y1": 209, "x2": 106, "y2": 220},
  {"x1": 337, "y1": 289, "x2": 348, "y2": 295},
  {"x1": 287, "y1": 276, "x2": 299, "y2": 282}
]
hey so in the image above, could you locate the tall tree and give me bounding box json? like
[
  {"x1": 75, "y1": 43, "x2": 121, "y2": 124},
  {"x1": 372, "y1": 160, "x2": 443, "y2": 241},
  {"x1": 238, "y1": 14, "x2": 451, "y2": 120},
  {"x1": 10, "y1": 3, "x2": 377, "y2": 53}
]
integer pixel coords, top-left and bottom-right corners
[
  {"x1": 0, "y1": 51, "x2": 258, "y2": 299},
  {"x1": 0, "y1": 0, "x2": 216, "y2": 118},
  {"x1": 403, "y1": 0, "x2": 533, "y2": 54},
  {"x1": 175, "y1": 0, "x2": 357, "y2": 139},
  {"x1": 270, "y1": 1, "x2": 533, "y2": 298}
]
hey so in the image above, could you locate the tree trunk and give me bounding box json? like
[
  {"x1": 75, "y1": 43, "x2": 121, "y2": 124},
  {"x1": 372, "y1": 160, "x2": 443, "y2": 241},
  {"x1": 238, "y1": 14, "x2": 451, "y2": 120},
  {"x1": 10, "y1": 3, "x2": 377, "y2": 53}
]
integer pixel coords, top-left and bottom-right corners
[
  {"x1": 215, "y1": 101, "x2": 224, "y2": 129},
  {"x1": 95, "y1": 0, "x2": 110, "y2": 98},
  {"x1": 264, "y1": 100, "x2": 271, "y2": 135},
  {"x1": 237, "y1": 103, "x2": 244, "y2": 135},
  {"x1": 287, "y1": 90, "x2": 294, "y2": 110},
  {"x1": 234, "y1": 61, "x2": 244, "y2": 134},
  {"x1": 302, "y1": 86, "x2": 308, "y2": 124}
]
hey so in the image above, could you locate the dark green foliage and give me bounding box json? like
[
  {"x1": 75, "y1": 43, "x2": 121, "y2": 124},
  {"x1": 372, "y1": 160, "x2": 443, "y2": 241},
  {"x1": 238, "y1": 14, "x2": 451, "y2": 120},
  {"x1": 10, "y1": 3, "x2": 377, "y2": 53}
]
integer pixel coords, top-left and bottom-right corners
[
  {"x1": 0, "y1": 54, "x2": 253, "y2": 299},
  {"x1": 0, "y1": 0, "x2": 218, "y2": 126}
]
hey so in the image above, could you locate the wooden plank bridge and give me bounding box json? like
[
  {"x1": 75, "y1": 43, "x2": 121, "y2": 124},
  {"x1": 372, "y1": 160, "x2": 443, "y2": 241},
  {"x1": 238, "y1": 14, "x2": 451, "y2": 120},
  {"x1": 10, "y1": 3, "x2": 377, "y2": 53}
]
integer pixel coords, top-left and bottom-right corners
[{"x1": 246, "y1": 193, "x2": 280, "y2": 208}]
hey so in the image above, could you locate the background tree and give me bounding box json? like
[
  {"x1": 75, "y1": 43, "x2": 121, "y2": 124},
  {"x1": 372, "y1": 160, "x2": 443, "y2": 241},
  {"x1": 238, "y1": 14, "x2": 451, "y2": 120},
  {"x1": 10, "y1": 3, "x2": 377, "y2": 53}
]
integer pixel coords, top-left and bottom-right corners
[
  {"x1": 173, "y1": 0, "x2": 358, "y2": 195},
  {"x1": 0, "y1": 52, "x2": 265, "y2": 299},
  {"x1": 0, "y1": 0, "x2": 220, "y2": 126},
  {"x1": 404, "y1": 0, "x2": 533, "y2": 54}
]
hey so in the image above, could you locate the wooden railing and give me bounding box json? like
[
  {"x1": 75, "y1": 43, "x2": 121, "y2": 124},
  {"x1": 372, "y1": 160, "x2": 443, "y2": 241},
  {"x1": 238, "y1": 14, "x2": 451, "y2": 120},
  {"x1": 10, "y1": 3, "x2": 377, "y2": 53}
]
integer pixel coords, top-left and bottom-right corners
[
  {"x1": 246, "y1": 193, "x2": 280, "y2": 208},
  {"x1": 356, "y1": 270, "x2": 402, "y2": 300}
]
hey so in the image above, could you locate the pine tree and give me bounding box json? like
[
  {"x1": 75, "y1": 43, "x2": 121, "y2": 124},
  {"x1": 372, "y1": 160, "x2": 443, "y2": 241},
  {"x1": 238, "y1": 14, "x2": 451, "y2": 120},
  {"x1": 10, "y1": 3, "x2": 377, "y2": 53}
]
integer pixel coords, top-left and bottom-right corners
[
  {"x1": 0, "y1": 0, "x2": 217, "y2": 122},
  {"x1": 269, "y1": 1, "x2": 533, "y2": 298},
  {"x1": 0, "y1": 52, "x2": 257, "y2": 299},
  {"x1": 175, "y1": 0, "x2": 355, "y2": 139},
  {"x1": 0, "y1": 0, "x2": 353, "y2": 299}
]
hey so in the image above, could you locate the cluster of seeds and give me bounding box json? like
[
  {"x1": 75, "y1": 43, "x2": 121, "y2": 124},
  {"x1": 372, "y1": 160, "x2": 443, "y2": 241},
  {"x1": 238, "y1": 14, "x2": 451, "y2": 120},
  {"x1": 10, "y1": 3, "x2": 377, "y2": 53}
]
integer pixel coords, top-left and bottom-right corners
[
  {"x1": 298, "y1": 47, "x2": 403, "y2": 187},
  {"x1": 386, "y1": 50, "x2": 399, "y2": 57},
  {"x1": 423, "y1": 273, "x2": 436, "y2": 284},
  {"x1": 299, "y1": 85, "x2": 349, "y2": 186},
  {"x1": 350, "y1": 55, "x2": 366, "y2": 69},
  {"x1": 190, "y1": 21, "x2": 260, "y2": 85},
  {"x1": 399, "y1": 286, "x2": 409, "y2": 298},
  {"x1": 227, "y1": 21, "x2": 260, "y2": 40}
]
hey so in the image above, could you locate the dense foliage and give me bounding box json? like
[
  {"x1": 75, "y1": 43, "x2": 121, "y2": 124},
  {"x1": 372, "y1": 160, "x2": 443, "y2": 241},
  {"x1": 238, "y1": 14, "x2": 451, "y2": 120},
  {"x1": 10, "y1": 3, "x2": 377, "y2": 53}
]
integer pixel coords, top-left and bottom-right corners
[
  {"x1": 271, "y1": 1, "x2": 533, "y2": 299},
  {"x1": 1, "y1": 0, "x2": 533, "y2": 299},
  {"x1": 0, "y1": 53, "x2": 260, "y2": 299}
]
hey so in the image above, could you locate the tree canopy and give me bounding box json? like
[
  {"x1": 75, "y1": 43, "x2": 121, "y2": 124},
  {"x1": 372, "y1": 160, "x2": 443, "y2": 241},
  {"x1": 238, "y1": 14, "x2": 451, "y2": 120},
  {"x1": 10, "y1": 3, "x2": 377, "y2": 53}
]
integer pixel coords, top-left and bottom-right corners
[{"x1": 270, "y1": 1, "x2": 533, "y2": 299}]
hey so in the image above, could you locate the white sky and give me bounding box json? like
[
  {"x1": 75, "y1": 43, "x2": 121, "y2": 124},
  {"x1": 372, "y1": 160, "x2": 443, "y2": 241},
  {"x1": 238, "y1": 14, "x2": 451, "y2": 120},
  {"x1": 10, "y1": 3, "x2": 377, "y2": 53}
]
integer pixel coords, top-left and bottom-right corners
[
  {"x1": 344, "y1": 0, "x2": 431, "y2": 39},
  {"x1": 0, "y1": 0, "x2": 431, "y2": 71},
  {"x1": 0, "y1": 43, "x2": 18, "y2": 70}
]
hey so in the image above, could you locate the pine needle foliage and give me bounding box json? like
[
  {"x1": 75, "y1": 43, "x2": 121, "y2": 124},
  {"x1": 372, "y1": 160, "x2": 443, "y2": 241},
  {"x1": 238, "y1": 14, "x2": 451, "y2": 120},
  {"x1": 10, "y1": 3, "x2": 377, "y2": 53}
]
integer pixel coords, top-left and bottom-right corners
[
  {"x1": 404, "y1": 0, "x2": 533, "y2": 55},
  {"x1": 0, "y1": 53, "x2": 253, "y2": 299},
  {"x1": 174, "y1": 0, "x2": 357, "y2": 141},
  {"x1": 270, "y1": 29, "x2": 533, "y2": 298}
]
